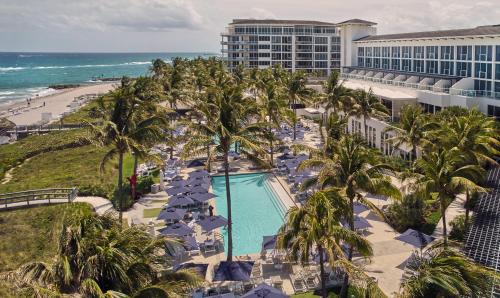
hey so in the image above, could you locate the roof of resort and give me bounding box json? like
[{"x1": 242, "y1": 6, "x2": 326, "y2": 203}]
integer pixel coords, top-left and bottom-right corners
[
  {"x1": 356, "y1": 24, "x2": 500, "y2": 41},
  {"x1": 229, "y1": 19, "x2": 336, "y2": 26},
  {"x1": 336, "y1": 19, "x2": 377, "y2": 26}
]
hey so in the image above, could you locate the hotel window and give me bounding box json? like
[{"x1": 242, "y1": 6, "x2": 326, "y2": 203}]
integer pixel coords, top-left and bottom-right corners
[
  {"x1": 258, "y1": 52, "x2": 270, "y2": 58},
  {"x1": 475, "y1": 63, "x2": 492, "y2": 79},
  {"x1": 282, "y1": 36, "x2": 292, "y2": 44},
  {"x1": 426, "y1": 46, "x2": 438, "y2": 59},
  {"x1": 440, "y1": 61, "x2": 454, "y2": 76},
  {"x1": 413, "y1": 60, "x2": 424, "y2": 73},
  {"x1": 496, "y1": 64, "x2": 500, "y2": 80},
  {"x1": 258, "y1": 36, "x2": 270, "y2": 42},
  {"x1": 441, "y1": 46, "x2": 454, "y2": 60},
  {"x1": 258, "y1": 44, "x2": 270, "y2": 50},
  {"x1": 366, "y1": 47, "x2": 373, "y2": 57},
  {"x1": 331, "y1": 61, "x2": 341, "y2": 68},
  {"x1": 382, "y1": 58, "x2": 390, "y2": 69},
  {"x1": 282, "y1": 53, "x2": 292, "y2": 60},
  {"x1": 358, "y1": 47, "x2": 365, "y2": 57},
  {"x1": 495, "y1": 82, "x2": 500, "y2": 98},
  {"x1": 474, "y1": 80, "x2": 491, "y2": 96},
  {"x1": 374, "y1": 47, "x2": 381, "y2": 57},
  {"x1": 426, "y1": 60, "x2": 438, "y2": 74},
  {"x1": 314, "y1": 45, "x2": 328, "y2": 52},
  {"x1": 331, "y1": 45, "x2": 340, "y2": 52},
  {"x1": 271, "y1": 45, "x2": 282, "y2": 52},
  {"x1": 296, "y1": 36, "x2": 313, "y2": 43},
  {"x1": 282, "y1": 45, "x2": 292, "y2": 52},
  {"x1": 271, "y1": 36, "x2": 281, "y2": 43},
  {"x1": 235, "y1": 27, "x2": 245, "y2": 33},
  {"x1": 402, "y1": 46, "x2": 411, "y2": 58},
  {"x1": 382, "y1": 47, "x2": 390, "y2": 58},
  {"x1": 497, "y1": 46, "x2": 500, "y2": 61},
  {"x1": 272, "y1": 53, "x2": 282, "y2": 60},
  {"x1": 457, "y1": 46, "x2": 472, "y2": 60},
  {"x1": 315, "y1": 53, "x2": 328, "y2": 60},
  {"x1": 283, "y1": 27, "x2": 294, "y2": 35},
  {"x1": 487, "y1": 105, "x2": 500, "y2": 119},
  {"x1": 315, "y1": 37, "x2": 328, "y2": 44},
  {"x1": 391, "y1": 46, "x2": 401, "y2": 58},
  {"x1": 331, "y1": 53, "x2": 340, "y2": 60},
  {"x1": 365, "y1": 58, "x2": 373, "y2": 68},
  {"x1": 246, "y1": 26, "x2": 257, "y2": 34},
  {"x1": 373, "y1": 58, "x2": 381, "y2": 68},
  {"x1": 391, "y1": 59, "x2": 400, "y2": 70},
  {"x1": 414, "y1": 46, "x2": 424, "y2": 59},
  {"x1": 475, "y1": 45, "x2": 492, "y2": 61},
  {"x1": 457, "y1": 62, "x2": 472, "y2": 77},
  {"x1": 249, "y1": 44, "x2": 258, "y2": 51},
  {"x1": 249, "y1": 36, "x2": 258, "y2": 43},
  {"x1": 296, "y1": 53, "x2": 312, "y2": 60},
  {"x1": 315, "y1": 61, "x2": 328, "y2": 68},
  {"x1": 258, "y1": 61, "x2": 270, "y2": 66},
  {"x1": 358, "y1": 57, "x2": 365, "y2": 67},
  {"x1": 331, "y1": 36, "x2": 341, "y2": 44},
  {"x1": 402, "y1": 59, "x2": 411, "y2": 71},
  {"x1": 271, "y1": 27, "x2": 282, "y2": 34},
  {"x1": 298, "y1": 44, "x2": 313, "y2": 52}
]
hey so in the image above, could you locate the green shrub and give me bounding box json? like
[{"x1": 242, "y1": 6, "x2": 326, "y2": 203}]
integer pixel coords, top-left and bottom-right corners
[
  {"x1": 386, "y1": 194, "x2": 426, "y2": 232},
  {"x1": 110, "y1": 183, "x2": 134, "y2": 211},
  {"x1": 78, "y1": 183, "x2": 110, "y2": 198},
  {"x1": 422, "y1": 209, "x2": 442, "y2": 235},
  {"x1": 450, "y1": 214, "x2": 467, "y2": 242},
  {"x1": 137, "y1": 176, "x2": 154, "y2": 194}
]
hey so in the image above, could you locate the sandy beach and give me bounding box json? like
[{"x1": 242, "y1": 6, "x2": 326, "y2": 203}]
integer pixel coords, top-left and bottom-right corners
[{"x1": 1, "y1": 83, "x2": 117, "y2": 126}]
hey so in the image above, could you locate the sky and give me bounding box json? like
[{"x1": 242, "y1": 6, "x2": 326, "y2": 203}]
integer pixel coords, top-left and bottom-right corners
[{"x1": 0, "y1": 0, "x2": 499, "y2": 53}]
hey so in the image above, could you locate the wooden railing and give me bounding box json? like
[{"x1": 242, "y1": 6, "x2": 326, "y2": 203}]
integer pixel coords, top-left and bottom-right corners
[{"x1": 0, "y1": 188, "x2": 78, "y2": 210}]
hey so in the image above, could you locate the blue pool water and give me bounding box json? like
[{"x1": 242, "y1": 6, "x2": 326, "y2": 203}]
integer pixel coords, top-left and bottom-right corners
[{"x1": 211, "y1": 173, "x2": 287, "y2": 256}]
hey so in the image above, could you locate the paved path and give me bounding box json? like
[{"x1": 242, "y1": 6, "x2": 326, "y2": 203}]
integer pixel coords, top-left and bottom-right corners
[
  {"x1": 432, "y1": 194, "x2": 466, "y2": 238},
  {"x1": 74, "y1": 196, "x2": 114, "y2": 215}
]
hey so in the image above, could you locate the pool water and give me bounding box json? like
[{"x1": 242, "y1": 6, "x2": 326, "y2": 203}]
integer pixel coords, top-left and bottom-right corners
[{"x1": 211, "y1": 173, "x2": 287, "y2": 256}]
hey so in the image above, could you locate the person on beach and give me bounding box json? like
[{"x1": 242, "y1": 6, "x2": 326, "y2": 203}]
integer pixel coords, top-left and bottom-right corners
[
  {"x1": 208, "y1": 205, "x2": 214, "y2": 217},
  {"x1": 43, "y1": 101, "x2": 45, "y2": 107}
]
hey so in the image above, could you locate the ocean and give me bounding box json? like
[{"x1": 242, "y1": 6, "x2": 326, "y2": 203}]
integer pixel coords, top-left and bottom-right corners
[{"x1": 0, "y1": 52, "x2": 216, "y2": 107}]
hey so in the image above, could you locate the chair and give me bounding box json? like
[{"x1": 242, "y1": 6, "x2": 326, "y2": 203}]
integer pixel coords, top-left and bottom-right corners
[
  {"x1": 291, "y1": 275, "x2": 307, "y2": 293},
  {"x1": 305, "y1": 275, "x2": 318, "y2": 290}
]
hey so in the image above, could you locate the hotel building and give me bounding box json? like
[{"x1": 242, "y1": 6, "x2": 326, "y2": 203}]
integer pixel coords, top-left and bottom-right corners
[
  {"x1": 221, "y1": 19, "x2": 500, "y2": 156},
  {"x1": 220, "y1": 19, "x2": 341, "y2": 76}
]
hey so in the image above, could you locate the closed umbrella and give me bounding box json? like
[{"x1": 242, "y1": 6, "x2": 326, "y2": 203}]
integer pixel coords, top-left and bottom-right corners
[
  {"x1": 395, "y1": 229, "x2": 434, "y2": 249},
  {"x1": 158, "y1": 222, "x2": 194, "y2": 237},
  {"x1": 242, "y1": 283, "x2": 289, "y2": 298},
  {"x1": 168, "y1": 196, "x2": 194, "y2": 208},
  {"x1": 353, "y1": 202, "x2": 369, "y2": 214},
  {"x1": 189, "y1": 169, "x2": 209, "y2": 178},
  {"x1": 190, "y1": 185, "x2": 209, "y2": 193},
  {"x1": 157, "y1": 207, "x2": 186, "y2": 221},
  {"x1": 213, "y1": 261, "x2": 254, "y2": 282},
  {"x1": 198, "y1": 215, "x2": 228, "y2": 232}
]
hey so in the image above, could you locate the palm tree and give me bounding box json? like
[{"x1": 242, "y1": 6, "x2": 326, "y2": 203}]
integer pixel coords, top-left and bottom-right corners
[
  {"x1": 183, "y1": 71, "x2": 268, "y2": 261},
  {"x1": 352, "y1": 88, "x2": 389, "y2": 140},
  {"x1": 385, "y1": 104, "x2": 437, "y2": 161},
  {"x1": 285, "y1": 70, "x2": 313, "y2": 140},
  {"x1": 256, "y1": 68, "x2": 289, "y2": 167},
  {"x1": 277, "y1": 190, "x2": 374, "y2": 298},
  {"x1": 11, "y1": 213, "x2": 202, "y2": 297},
  {"x1": 299, "y1": 135, "x2": 400, "y2": 297},
  {"x1": 399, "y1": 242, "x2": 498, "y2": 298},
  {"x1": 413, "y1": 147, "x2": 485, "y2": 246},
  {"x1": 87, "y1": 82, "x2": 164, "y2": 226},
  {"x1": 321, "y1": 70, "x2": 349, "y2": 116},
  {"x1": 442, "y1": 109, "x2": 500, "y2": 227}
]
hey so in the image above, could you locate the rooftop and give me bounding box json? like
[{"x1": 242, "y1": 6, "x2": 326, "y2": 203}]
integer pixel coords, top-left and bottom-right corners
[
  {"x1": 356, "y1": 24, "x2": 500, "y2": 42},
  {"x1": 229, "y1": 19, "x2": 336, "y2": 26},
  {"x1": 337, "y1": 19, "x2": 377, "y2": 26}
]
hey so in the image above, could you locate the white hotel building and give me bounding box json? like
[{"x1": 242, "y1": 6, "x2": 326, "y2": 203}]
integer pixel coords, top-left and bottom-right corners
[{"x1": 222, "y1": 19, "x2": 500, "y2": 157}]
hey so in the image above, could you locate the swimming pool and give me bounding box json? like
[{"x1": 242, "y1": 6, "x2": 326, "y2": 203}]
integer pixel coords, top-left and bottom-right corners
[{"x1": 211, "y1": 173, "x2": 287, "y2": 256}]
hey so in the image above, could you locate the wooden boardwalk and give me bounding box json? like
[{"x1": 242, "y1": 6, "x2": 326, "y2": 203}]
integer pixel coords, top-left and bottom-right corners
[{"x1": 0, "y1": 188, "x2": 78, "y2": 210}]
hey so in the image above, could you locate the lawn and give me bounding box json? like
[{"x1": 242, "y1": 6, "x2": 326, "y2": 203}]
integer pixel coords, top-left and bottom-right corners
[
  {"x1": 292, "y1": 287, "x2": 366, "y2": 298},
  {"x1": 0, "y1": 129, "x2": 88, "y2": 180},
  {"x1": 0, "y1": 143, "x2": 135, "y2": 198},
  {"x1": 60, "y1": 97, "x2": 104, "y2": 124},
  {"x1": 143, "y1": 207, "x2": 163, "y2": 218},
  {"x1": 0, "y1": 203, "x2": 93, "y2": 272}
]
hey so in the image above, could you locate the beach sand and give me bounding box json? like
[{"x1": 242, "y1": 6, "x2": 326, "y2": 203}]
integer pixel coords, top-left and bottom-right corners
[{"x1": 1, "y1": 83, "x2": 117, "y2": 126}]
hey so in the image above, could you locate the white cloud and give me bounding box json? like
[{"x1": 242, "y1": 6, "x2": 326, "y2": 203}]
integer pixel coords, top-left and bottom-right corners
[{"x1": 247, "y1": 8, "x2": 277, "y2": 19}]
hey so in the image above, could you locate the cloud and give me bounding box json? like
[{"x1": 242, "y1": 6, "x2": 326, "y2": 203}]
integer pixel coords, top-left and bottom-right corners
[
  {"x1": 0, "y1": 0, "x2": 204, "y2": 32},
  {"x1": 248, "y1": 8, "x2": 277, "y2": 19}
]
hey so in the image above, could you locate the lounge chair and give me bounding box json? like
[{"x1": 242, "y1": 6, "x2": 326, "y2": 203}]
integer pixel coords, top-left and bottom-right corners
[
  {"x1": 305, "y1": 275, "x2": 319, "y2": 290},
  {"x1": 291, "y1": 274, "x2": 307, "y2": 293}
]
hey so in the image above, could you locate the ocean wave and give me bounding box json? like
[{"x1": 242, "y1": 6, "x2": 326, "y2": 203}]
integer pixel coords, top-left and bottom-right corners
[
  {"x1": 0, "y1": 61, "x2": 153, "y2": 73},
  {"x1": 0, "y1": 91, "x2": 16, "y2": 95},
  {"x1": 0, "y1": 67, "x2": 25, "y2": 72}
]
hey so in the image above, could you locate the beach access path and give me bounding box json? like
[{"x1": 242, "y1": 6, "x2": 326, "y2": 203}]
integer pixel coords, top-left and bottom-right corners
[{"x1": 2, "y1": 83, "x2": 116, "y2": 126}]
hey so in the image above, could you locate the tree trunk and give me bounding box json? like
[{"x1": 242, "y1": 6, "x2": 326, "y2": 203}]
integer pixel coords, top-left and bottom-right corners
[
  {"x1": 169, "y1": 130, "x2": 174, "y2": 160},
  {"x1": 440, "y1": 193, "x2": 448, "y2": 247},
  {"x1": 118, "y1": 152, "x2": 124, "y2": 229},
  {"x1": 412, "y1": 144, "x2": 418, "y2": 162},
  {"x1": 319, "y1": 245, "x2": 327, "y2": 298},
  {"x1": 223, "y1": 148, "x2": 234, "y2": 261},
  {"x1": 464, "y1": 189, "x2": 470, "y2": 229},
  {"x1": 293, "y1": 98, "x2": 297, "y2": 141},
  {"x1": 133, "y1": 154, "x2": 138, "y2": 175},
  {"x1": 363, "y1": 116, "x2": 368, "y2": 141},
  {"x1": 206, "y1": 145, "x2": 211, "y2": 172},
  {"x1": 340, "y1": 194, "x2": 355, "y2": 298}
]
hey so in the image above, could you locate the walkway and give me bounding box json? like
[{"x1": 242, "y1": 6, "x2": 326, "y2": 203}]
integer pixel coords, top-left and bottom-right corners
[{"x1": 74, "y1": 196, "x2": 114, "y2": 215}]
